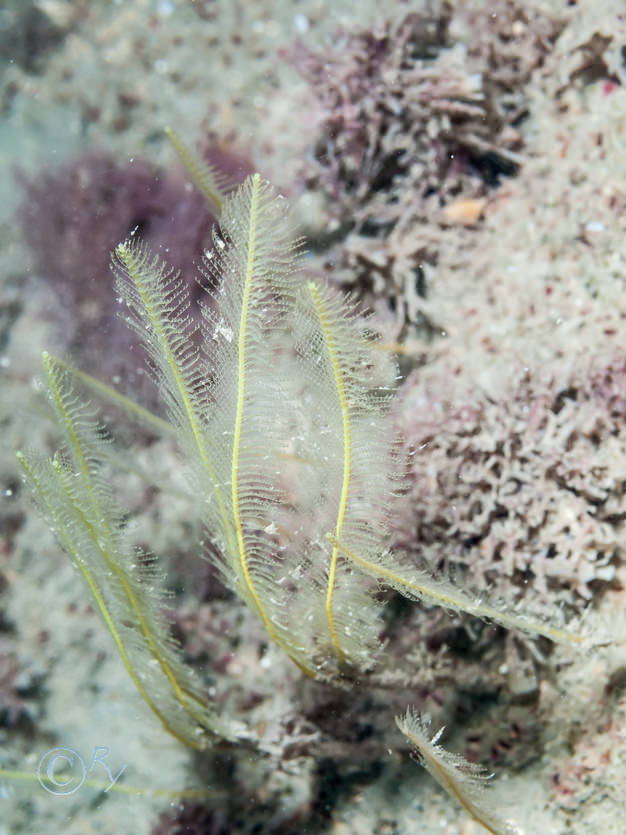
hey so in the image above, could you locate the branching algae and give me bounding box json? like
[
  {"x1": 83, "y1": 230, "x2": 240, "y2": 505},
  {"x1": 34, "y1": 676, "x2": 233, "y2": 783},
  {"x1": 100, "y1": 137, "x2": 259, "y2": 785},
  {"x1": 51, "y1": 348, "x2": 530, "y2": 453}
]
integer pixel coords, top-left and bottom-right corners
[{"x1": 17, "y1": 135, "x2": 588, "y2": 833}]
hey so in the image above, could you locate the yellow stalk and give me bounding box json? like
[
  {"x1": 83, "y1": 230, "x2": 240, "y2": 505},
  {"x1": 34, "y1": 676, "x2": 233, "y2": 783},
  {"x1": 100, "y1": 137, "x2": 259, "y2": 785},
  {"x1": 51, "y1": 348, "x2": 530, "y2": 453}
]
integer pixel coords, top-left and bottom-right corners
[
  {"x1": 307, "y1": 282, "x2": 351, "y2": 662},
  {"x1": 327, "y1": 534, "x2": 584, "y2": 647},
  {"x1": 43, "y1": 355, "x2": 214, "y2": 743}
]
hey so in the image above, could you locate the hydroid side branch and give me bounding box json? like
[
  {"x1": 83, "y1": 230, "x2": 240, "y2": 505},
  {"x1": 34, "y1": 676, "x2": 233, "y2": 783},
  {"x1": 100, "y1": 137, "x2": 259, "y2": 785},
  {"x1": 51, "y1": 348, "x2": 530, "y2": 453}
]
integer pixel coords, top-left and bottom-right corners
[
  {"x1": 306, "y1": 281, "x2": 352, "y2": 663},
  {"x1": 299, "y1": 279, "x2": 397, "y2": 666},
  {"x1": 327, "y1": 534, "x2": 585, "y2": 647},
  {"x1": 17, "y1": 354, "x2": 231, "y2": 749},
  {"x1": 396, "y1": 708, "x2": 513, "y2": 835},
  {"x1": 199, "y1": 174, "x2": 315, "y2": 675},
  {"x1": 164, "y1": 126, "x2": 230, "y2": 214}
]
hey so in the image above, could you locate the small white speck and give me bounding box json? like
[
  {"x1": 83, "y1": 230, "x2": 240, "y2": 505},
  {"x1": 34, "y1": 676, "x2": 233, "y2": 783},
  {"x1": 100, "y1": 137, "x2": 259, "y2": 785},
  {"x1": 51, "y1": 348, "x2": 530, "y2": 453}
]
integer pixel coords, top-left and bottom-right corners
[
  {"x1": 212, "y1": 321, "x2": 233, "y2": 342},
  {"x1": 154, "y1": 59, "x2": 168, "y2": 74},
  {"x1": 585, "y1": 220, "x2": 606, "y2": 232},
  {"x1": 293, "y1": 13, "x2": 309, "y2": 33}
]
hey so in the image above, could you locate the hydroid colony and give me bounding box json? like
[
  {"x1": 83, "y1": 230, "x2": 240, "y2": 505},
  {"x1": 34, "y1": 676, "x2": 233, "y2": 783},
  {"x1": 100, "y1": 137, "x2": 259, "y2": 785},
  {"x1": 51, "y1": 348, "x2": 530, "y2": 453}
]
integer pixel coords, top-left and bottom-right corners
[{"x1": 17, "y1": 135, "x2": 586, "y2": 832}]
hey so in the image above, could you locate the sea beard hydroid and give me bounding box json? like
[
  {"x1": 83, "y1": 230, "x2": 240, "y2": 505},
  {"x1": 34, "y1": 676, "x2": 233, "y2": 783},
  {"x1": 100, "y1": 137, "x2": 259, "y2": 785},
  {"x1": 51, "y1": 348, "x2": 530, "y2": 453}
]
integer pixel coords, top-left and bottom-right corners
[
  {"x1": 17, "y1": 145, "x2": 589, "y2": 835},
  {"x1": 396, "y1": 707, "x2": 517, "y2": 835}
]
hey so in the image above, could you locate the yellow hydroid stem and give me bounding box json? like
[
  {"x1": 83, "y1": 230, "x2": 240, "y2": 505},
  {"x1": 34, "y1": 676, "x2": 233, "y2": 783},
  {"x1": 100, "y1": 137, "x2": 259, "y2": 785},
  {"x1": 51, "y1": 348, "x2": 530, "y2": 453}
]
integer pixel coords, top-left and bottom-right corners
[
  {"x1": 231, "y1": 175, "x2": 269, "y2": 629},
  {"x1": 39, "y1": 354, "x2": 224, "y2": 746},
  {"x1": 43, "y1": 352, "x2": 89, "y2": 483},
  {"x1": 50, "y1": 354, "x2": 172, "y2": 436},
  {"x1": 164, "y1": 126, "x2": 226, "y2": 213},
  {"x1": 307, "y1": 281, "x2": 351, "y2": 663},
  {"x1": 115, "y1": 244, "x2": 213, "y2": 480},
  {"x1": 327, "y1": 535, "x2": 585, "y2": 647},
  {"x1": 396, "y1": 708, "x2": 510, "y2": 835},
  {"x1": 16, "y1": 452, "x2": 204, "y2": 750},
  {"x1": 0, "y1": 765, "x2": 221, "y2": 799},
  {"x1": 115, "y1": 241, "x2": 238, "y2": 569},
  {"x1": 231, "y1": 175, "x2": 315, "y2": 678},
  {"x1": 46, "y1": 352, "x2": 213, "y2": 736}
]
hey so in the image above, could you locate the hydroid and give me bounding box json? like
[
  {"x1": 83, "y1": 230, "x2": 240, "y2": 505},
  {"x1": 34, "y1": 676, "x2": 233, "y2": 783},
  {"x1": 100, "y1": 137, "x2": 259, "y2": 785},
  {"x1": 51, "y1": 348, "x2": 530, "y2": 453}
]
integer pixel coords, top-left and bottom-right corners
[
  {"x1": 114, "y1": 174, "x2": 316, "y2": 677},
  {"x1": 396, "y1": 708, "x2": 516, "y2": 835},
  {"x1": 164, "y1": 126, "x2": 231, "y2": 213},
  {"x1": 18, "y1": 161, "x2": 587, "y2": 773},
  {"x1": 17, "y1": 353, "x2": 232, "y2": 749}
]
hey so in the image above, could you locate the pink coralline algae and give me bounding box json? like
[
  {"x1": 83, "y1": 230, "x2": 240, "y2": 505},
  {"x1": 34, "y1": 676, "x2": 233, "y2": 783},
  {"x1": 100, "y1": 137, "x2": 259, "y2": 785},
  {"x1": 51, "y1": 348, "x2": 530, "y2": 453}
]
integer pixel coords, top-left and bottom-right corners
[
  {"x1": 288, "y1": 4, "x2": 564, "y2": 326},
  {"x1": 393, "y1": 353, "x2": 625, "y2": 608}
]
